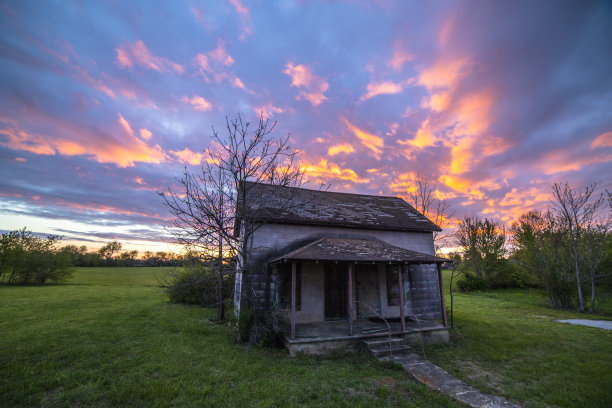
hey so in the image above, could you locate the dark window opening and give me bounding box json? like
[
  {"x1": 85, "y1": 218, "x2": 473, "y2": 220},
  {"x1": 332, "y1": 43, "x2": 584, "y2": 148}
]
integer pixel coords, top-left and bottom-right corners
[
  {"x1": 279, "y1": 262, "x2": 301, "y2": 311},
  {"x1": 386, "y1": 264, "x2": 400, "y2": 306}
]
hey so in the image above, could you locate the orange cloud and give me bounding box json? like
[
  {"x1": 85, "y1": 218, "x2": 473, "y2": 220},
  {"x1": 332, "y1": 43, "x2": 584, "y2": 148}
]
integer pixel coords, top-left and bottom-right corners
[
  {"x1": 181, "y1": 95, "x2": 213, "y2": 111},
  {"x1": 360, "y1": 80, "x2": 411, "y2": 101},
  {"x1": 591, "y1": 131, "x2": 612, "y2": 149},
  {"x1": 0, "y1": 115, "x2": 167, "y2": 167},
  {"x1": 283, "y1": 62, "x2": 329, "y2": 106},
  {"x1": 170, "y1": 147, "x2": 204, "y2": 165},
  {"x1": 254, "y1": 103, "x2": 285, "y2": 119},
  {"x1": 328, "y1": 144, "x2": 355, "y2": 156},
  {"x1": 418, "y1": 58, "x2": 469, "y2": 91},
  {"x1": 301, "y1": 159, "x2": 369, "y2": 183},
  {"x1": 439, "y1": 174, "x2": 485, "y2": 200},
  {"x1": 399, "y1": 118, "x2": 438, "y2": 149},
  {"x1": 342, "y1": 118, "x2": 384, "y2": 156},
  {"x1": 115, "y1": 40, "x2": 184, "y2": 74}
]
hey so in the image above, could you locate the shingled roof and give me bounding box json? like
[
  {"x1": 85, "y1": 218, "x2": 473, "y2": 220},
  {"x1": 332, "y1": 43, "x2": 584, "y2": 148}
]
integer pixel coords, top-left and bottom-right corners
[
  {"x1": 239, "y1": 181, "x2": 441, "y2": 232},
  {"x1": 270, "y1": 237, "x2": 448, "y2": 264}
]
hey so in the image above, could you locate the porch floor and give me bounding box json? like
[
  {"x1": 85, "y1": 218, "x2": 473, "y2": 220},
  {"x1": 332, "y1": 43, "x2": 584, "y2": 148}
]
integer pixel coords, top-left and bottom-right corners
[{"x1": 285, "y1": 318, "x2": 445, "y2": 343}]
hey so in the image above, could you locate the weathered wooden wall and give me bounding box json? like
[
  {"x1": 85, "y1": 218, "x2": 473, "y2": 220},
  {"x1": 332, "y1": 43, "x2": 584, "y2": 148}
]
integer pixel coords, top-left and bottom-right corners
[{"x1": 241, "y1": 223, "x2": 442, "y2": 321}]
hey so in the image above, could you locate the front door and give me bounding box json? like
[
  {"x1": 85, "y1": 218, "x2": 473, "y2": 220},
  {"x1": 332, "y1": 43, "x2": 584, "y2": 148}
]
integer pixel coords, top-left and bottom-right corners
[{"x1": 324, "y1": 263, "x2": 347, "y2": 320}]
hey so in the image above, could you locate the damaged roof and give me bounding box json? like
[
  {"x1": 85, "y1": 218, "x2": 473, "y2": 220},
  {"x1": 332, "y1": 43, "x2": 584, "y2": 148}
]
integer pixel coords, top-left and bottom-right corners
[
  {"x1": 239, "y1": 181, "x2": 441, "y2": 232},
  {"x1": 270, "y1": 237, "x2": 448, "y2": 264}
]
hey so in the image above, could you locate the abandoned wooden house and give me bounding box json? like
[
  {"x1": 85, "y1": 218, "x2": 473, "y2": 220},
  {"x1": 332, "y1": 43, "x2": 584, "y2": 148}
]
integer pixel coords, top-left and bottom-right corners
[{"x1": 233, "y1": 181, "x2": 449, "y2": 356}]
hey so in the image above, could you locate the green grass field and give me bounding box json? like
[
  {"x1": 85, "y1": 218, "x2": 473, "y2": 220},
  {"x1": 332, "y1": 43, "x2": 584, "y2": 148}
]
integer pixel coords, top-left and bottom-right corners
[
  {"x1": 1, "y1": 268, "x2": 457, "y2": 408},
  {"x1": 425, "y1": 270, "x2": 612, "y2": 408},
  {"x1": 1, "y1": 268, "x2": 611, "y2": 407}
]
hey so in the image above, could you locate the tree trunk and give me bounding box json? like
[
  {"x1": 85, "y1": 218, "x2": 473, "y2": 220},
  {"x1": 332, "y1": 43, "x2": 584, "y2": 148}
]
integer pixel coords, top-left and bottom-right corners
[
  {"x1": 571, "y1": 238, "x2": 585, "y2": 312},
  {"x1": 589, "y1": 265, "x2": 596, "y2": 313},
  {"x1": 217, "y1": 235, "x2": 224, "y2": 320},
  {"x1": 449, "y1": 269, "x2": 455, "y2": 329}
]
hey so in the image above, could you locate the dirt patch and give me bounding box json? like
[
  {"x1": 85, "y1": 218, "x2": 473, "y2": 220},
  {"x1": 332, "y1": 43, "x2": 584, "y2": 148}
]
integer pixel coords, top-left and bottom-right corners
[
  {"x1": 457, "y1": 361, "x2": 504, "y2": 393},
  {"x1": 375, "y1": 376, "x2": 398, "y2": 387}
]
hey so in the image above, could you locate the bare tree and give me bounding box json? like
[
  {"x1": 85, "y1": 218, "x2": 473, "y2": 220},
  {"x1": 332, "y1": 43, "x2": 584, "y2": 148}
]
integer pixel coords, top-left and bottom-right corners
[
  {"x1": 551, "y1": 182, "x2": 604, "y2": 312},
  {"x1": 404, "y1": 173, "x2": 454, "y2": 251},
  {"x1": 160, "y1": 114, "x2": 306, "y2": 320}
]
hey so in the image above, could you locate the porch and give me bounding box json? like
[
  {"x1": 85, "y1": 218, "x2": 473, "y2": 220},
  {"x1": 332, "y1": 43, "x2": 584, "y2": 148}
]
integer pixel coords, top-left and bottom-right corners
[
  {"x1": 269, "y1": 237, "x2": 450, "y2": 355},
  {"x1": 283, "y1": 318, "x2": 449, "y2": 357}
]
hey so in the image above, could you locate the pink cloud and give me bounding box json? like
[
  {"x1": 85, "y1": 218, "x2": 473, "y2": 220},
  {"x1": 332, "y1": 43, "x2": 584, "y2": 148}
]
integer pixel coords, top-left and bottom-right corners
[
  {"x1": 254, "y1": 103, "x2": 285, "y2": 119},
  {"x1": 139, "y1": 129, "x2": 152, "y2": 140},
  {"x1": 389, "y1": 41, "x2": 414, "y2": 71},
  {"x1": 229, "y1": 0, "x2": 253, "y2": 39},
  {"x1": 193, "y1": 40, "x2": 245, "y2": 89},
  {"x1": 283, "y1": 62, "x2": 329, "y2": 106},
  {"x1": 591, "y1": 131, "x2": 612, "y2": 149},
  {"x1": 181, "y1": 95, "x2": 213, "y2": 111},
  {"x1": 115, "y1": 40, "x2": 184, "y2": 74},
  {"x1": 360, "y1": 80, "x2": 411, "y2": 101},
  {"x1": 73, "y1": 67, "x2": 116, "y2": 99}
]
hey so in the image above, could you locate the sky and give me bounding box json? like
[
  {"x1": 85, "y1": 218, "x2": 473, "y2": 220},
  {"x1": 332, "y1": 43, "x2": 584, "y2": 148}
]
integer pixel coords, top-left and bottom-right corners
[{"x1": 1, "y1": 0, "x2": 611, "y2": 254}]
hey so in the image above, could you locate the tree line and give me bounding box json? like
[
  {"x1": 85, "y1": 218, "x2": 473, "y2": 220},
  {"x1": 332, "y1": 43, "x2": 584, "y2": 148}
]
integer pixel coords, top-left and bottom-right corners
[
  {"x1": 59, "y1": 241, "x2": 181, "y2": 267},
  {"x1": 0, "y1": 230, "x2": 182, "y2": 284},
  {"x1": 453, "y1": 182, "x2": 612, "y2": 313}
]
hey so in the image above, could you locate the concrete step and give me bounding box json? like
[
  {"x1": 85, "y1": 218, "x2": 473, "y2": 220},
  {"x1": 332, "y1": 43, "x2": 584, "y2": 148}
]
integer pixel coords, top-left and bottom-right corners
[
  {"x1": 362, "y1": 337, "x2": 405, "y2": 348},
  {"x1": 369, "y1": 344, "x2": 412, "y2": 358}
]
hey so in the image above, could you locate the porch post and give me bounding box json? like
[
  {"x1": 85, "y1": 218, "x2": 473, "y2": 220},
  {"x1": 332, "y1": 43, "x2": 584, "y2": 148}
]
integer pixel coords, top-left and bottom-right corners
[
  {"x1": 348, "y1": 263, "x2": 354, "y2": 336},
  {"x1": 291, "y1": 261, "x2": 296, "y2": 339},
  {"x1": 437, "y1": 263, "x2": 448, "y2": 327},
  {"x1": 398, "y1": 263, "x2": 406, "y2": 332}
]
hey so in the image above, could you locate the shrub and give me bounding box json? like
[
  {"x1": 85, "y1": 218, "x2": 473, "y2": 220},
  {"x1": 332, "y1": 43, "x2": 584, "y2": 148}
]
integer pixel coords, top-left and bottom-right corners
[
  {"x1": 163, "y1": 262, "x2": 234, "y2": 307},
  {"x1": 0, "y1": 228, "x2": 73, "y2": 284},
  {"x1": 457, "y1": 259, "x2": 536, "y2": 291},
  {"x1": 249, "y1": 305, "x2": 286, "y2": 347}
]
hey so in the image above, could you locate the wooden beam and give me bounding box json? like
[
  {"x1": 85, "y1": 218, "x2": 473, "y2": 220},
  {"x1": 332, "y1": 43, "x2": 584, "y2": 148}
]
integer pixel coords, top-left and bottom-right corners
[
  {"x1": 437, "y1": 263, "x2": 448, "y2": 327},
  {"x1": 291, "y1": 261, "x2": 296, "y2": 339},
  {"x1": 348, "y1": 263, "x2": 354, "y2": 336},
  {"x1": 399, "y1": 264, "x2": 406, "y2": 332}
]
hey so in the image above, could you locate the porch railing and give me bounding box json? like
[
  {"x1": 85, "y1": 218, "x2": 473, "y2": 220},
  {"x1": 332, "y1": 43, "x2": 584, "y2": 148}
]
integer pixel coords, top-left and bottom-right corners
[
  {"x1": 352, "y1": 300, "x2": 427, "y2": 359},
  {"x1": 353, "y1": 300, "x2": 393, "y2": 357}
]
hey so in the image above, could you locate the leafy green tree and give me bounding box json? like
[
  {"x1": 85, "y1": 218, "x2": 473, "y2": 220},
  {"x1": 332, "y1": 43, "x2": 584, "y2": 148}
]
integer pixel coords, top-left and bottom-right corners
[
  {"x1": 455, "y1": 216, "x2": 506, "y2": 285},
  {"x1": 512, "y1": 211, "x2": 574, "y2": 308},
  {"x1": 98, "y1": 241, "x2": 122, "y2": 263}
]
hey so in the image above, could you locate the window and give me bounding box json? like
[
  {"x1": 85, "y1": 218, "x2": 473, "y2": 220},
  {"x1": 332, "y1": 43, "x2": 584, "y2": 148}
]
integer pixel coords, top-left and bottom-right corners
[
  {"x1": 386, "y1": 265, "x2": 400, "y2": 306},
  {"x1": 278, "y1": 262, "x2": 301, "y2": 311}
]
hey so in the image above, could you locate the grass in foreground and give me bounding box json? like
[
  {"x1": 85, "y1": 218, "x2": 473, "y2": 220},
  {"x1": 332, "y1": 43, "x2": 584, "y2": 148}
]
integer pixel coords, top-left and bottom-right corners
[
  {"x1": 1, "y1": 267, "x2": 458, "y2": 408},
  {"x1": 425, "y1": 270, "x2": 612, "y2": 408}
]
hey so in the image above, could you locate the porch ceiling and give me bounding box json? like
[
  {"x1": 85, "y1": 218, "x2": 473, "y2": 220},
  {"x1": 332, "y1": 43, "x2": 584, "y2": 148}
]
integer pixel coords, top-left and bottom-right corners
[{"x1": 270, "y1": 237, "x2": 448, "y2": 264}]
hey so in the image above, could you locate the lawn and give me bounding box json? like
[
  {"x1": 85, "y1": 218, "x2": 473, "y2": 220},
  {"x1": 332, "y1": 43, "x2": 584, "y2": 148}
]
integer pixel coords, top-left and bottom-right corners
[
  {"x1": 2, "y1": 268, "x2": 610, "y2": 407},
  {"x1": 424, "y1": 270, "x2": 612, "y2": 408},
  {"x1": 1, "y1": 267, "x2": 457, "y2": 408}
]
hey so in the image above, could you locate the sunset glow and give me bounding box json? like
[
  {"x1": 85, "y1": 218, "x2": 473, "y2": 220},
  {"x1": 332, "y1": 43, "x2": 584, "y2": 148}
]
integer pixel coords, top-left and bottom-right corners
[{"x1": 0, "y1": 1, "x2": 610, "y2": 252}]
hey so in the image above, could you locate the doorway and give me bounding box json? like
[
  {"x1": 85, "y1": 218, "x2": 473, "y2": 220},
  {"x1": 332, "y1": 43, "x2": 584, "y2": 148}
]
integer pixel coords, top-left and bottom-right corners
[{"x1": 324, "y1": 263, "x2": 347, "y2": 320}]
